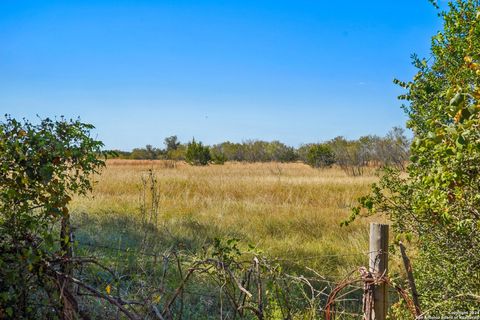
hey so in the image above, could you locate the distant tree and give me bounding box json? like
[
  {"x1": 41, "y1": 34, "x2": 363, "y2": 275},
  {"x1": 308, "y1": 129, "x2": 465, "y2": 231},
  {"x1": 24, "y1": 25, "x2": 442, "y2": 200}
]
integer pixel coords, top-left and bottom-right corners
[
  {"x1": 210, "y1": 147, "x2": 227, "y2": 164},
  {"x1": 145, "y1": 144, "x2": 159, "y2": 160},
  {"x1": 130, "y1": 148, "x2": 149, "y2": 159},
  {"x1": 243, "y1": 140, "x2": 268, "y2": 162},
  {"x1": 103, "y1": 149, "x2": 130, "y2": 159},
  {"x1": 296, "y1": 144, "x2": 312, "y2": 163},
  {"x1": 213, "y1": 142, "x2": 243, "y2": 161},
  {"x1": 164, "y1": 136, "x2": 184, "y2": 160},
  {"x1": 129, "y1": 145, "x2": 162, "y2": 160},
  {"x1": 383, "y1": 127, "x2": 410, "y2": 169},
  {"x1": 265, "y1": 141, "x2": 297, "y2": 162},
  {"x1": 168, "y1": 144, "x2": 186, "y2": 161},
  {"x1": 357, "y1": 135, "x2": 381, "y2": 166},
  {"x1": 164, "y1": 135, "x2": 180, "y2": 152},
  {"x1": 328, "y1": 137, "x2": 365, "y2": 176},
  {"x1": 306, "y1": 144, "x2": 335, "y2": 168},
  {"x1": 124, "y1": 130, "x2": 407, "y2": 165},
  {"x1": 185, "y1": 138, "x2": 211, "y2": 166}
]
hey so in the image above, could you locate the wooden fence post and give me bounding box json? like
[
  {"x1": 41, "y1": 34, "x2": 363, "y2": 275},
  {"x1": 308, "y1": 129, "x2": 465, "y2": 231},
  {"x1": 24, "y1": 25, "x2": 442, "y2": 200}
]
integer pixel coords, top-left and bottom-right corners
[
  {"x1": 399, "y1": 241, "x2": 421, "y2": 317},
  {"x1": 369, "y1": 223, "x2": 389, "y2": 320}
]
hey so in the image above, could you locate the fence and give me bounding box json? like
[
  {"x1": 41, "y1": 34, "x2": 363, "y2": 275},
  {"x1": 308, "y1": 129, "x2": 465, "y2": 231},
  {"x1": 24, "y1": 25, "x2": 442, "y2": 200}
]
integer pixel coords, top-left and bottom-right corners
[{"x1": 57, "y1": 222, "x2": 421, "y2": 320}]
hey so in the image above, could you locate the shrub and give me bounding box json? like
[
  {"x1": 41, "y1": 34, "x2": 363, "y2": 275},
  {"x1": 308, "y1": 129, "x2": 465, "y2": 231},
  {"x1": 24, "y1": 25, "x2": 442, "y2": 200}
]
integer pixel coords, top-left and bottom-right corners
[
  {"x1": 210, "y1": 146, "x2": 227, "y2": 164},
  {"x1": 185, "y1": 138, "x2": 211, "y2": 165},
  {"x1": 167, "y1": 144, "x2": 186, "y2": 161},
  {"x1": 0, "y1": 115, "x2": 105, "y2": 318},
  {"x1": 265, "y1": 140, "x2": 298, "y2": 162},
  {"x1": 130, "y1": 144, "x2": 162, "y2": 160},
  {"x1": 305, "y1": 144, "x2": 335, "y2": 168},
  {"x1": 328, "y1": 137, "x2": 366, "y2": 176}
]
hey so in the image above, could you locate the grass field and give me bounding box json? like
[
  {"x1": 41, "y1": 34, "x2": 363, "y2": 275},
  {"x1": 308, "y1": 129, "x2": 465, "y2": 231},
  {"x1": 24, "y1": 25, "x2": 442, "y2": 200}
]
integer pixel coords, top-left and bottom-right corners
[{"x1": 70, "y1": 160, "x2": 384, "y2": 279}]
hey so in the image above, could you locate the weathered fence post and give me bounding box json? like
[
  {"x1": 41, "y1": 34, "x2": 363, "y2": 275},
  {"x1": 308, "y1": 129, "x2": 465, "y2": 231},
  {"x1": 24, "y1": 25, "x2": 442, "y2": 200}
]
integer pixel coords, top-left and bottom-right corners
[
  {"x1": 369, "y1": 223, "x2": 389, "y2": 320},
  {"x1": 399, "y1": 241, "x2": 421, "y2": 317}
]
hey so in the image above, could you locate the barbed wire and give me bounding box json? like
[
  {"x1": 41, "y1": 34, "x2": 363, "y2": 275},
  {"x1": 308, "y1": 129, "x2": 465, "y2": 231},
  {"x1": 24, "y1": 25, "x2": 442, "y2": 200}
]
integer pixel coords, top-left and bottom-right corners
[
  {"x1": 76, "y1": 240, "x2": 159, "y2": 257},
  {"x1": 75, "y1": 239, "x2": 381, "y2": 262},
  {"x1": 273, "y1": 250, "x2": 383, "y2": 261},
  {"x1": 73, "y1": 238, "x2": 383, "y2": 306},
  {"x1": 74, "y1": 239, "x2": 385, "y2": 290},
  {"x1": 17, "y1": 237, "x2": 388, "y2": 320}
]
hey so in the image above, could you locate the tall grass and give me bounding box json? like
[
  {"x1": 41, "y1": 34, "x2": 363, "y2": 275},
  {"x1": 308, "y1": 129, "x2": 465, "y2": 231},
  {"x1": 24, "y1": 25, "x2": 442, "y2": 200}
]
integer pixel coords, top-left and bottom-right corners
[{"x1": 71, "y1": 160, "x2": 384, "y2": 278}]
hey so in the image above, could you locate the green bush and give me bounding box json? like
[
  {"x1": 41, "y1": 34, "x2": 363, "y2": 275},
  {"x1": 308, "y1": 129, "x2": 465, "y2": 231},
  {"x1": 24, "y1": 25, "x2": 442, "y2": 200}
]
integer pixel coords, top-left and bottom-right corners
[
  {"x1": 210, "y1": 147, "x2": 227, "y2": 164},
  {"x1": 305, "y1": 144, "x2": 335, "y2": 168},
  {"x1": 167, "y1": 144, "x2": 186, "y2": 160},
  {"x1": 0, "y1": 115, "x2": 105, "y2": 318},
  {"x1": 185, "y1": 138, "x2": 211, "y2": 166}
]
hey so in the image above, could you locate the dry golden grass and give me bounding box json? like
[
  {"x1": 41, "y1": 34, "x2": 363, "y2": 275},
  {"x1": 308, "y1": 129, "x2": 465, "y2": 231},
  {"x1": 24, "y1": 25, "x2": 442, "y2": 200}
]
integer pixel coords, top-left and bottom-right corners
[{"x1": 71, "y1": 160, "x2": 385, "y2": 277}]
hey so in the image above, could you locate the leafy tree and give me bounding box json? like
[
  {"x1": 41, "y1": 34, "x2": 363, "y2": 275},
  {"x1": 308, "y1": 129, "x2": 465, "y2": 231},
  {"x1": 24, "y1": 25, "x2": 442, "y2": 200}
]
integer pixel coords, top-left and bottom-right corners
[
  {"x1": 185, "y1": 138, "x2": 211, "y2": 166},
  {"x1": 168, "y1": 144, "x2": 186, "y2": 161},
  {"x1": 328, "y1": 137, "x2": 366, "y2": 176},
  {"x1": 164, "y1": 136, "x2": 185, "y2": 160},
  {"x1": 145, "y1": 144, "x2": 160, "y2": 159},
  {"x1": 243, "y1": 140, "x2": 269, "y2": 162},
  {"x1": 210, "y1": 146, "x2": 227, "y2": 164},
  {"x1": 349, "y1": 0, "x2": 480, "y2": 312},
  {"x1": 164, "y1": 135, "x2": 180, "y2": 152},
  {"x1": 381, "y1": 127, "x2": 410, "y2": 169},
  {"x1": 219, "y1": 140, "x2": 297, "y2": 163},
  {"x1": 0, "y1": 116, "x2": 105, "y2": 318},
  {"x1": 130, "y1": 145, "x2": 162, "y2": 160},
  {"x1": 265, "y1": 140, "x2": 298, "y2": 162},
  {"x1": 305, "y1": 144, "x2": 335, "y2": 168},
  {"x1": 105, "y1": 149, "x2": 130, "y2": 159},
  {"x1": 130, "y1": 147, "x2": 150, "y2": 159},
  {"x1": 213, "y1": 142, "x2": 244, "y2": 161},
  {"x1": 296, "y1": 144, "x2": 311, "y2": 163}
]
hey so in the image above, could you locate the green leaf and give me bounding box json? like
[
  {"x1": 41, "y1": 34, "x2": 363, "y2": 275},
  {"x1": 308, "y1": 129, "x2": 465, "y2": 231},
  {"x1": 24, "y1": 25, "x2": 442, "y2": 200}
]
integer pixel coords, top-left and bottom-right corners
[
  {"x1": 449, "y1": 92, "x2": 463, "y2": 106},
  {"x1": 455, "y1": 135, "x2": 466, "y2": 149}
]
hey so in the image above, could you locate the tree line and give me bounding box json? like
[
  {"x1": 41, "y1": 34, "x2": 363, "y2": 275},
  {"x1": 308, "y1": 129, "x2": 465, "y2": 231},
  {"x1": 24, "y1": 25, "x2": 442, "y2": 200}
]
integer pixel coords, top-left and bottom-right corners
[{"x1": 108, "y1": 127, "x2": 410, "y2": 174}]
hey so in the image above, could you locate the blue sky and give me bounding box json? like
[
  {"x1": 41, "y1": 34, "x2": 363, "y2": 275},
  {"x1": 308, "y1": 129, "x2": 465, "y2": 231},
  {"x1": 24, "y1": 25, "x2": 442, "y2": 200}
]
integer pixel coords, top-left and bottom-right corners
[{"x1": 0, "y1": 0, "x2": 442, "y2": 150}]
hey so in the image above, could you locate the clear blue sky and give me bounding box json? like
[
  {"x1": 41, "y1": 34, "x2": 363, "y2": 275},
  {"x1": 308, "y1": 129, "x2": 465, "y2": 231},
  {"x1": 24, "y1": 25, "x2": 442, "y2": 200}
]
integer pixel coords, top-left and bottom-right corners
[{"x1": 0, "y1": 0, "x2": 442, "y2": 150}]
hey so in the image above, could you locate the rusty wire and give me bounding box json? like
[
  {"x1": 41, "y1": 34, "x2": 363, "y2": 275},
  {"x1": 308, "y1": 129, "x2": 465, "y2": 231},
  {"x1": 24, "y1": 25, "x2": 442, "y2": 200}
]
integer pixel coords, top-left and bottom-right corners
[{"x1": 325, "y1": 267, "x2": 417, "y2": 320}]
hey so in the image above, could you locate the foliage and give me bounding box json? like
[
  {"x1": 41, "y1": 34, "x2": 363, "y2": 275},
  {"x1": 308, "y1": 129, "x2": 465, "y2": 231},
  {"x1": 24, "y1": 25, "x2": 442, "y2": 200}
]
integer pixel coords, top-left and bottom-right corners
[
  {"x1": 185, "y1": 138, "x2": 211, "y2": 166},
  {"x1": 210, "y1": 146, "x2": 227, "y2": 164},
  {"x1": 167, "y1": 144, "x2": 186, "y2": 161},
  {"x1": 130, "y1": 144, "x2": 163, "y2": 160},
  {"x1": 0, "y1": 115, "x2": 106, "y2": 318},
  {"x1": 164, "y1": 135, "x2": 180, "y2": 152},
  {"x1": 107, "y1": 132, "x2": 408, "y2": 172},
  {"x1": 212, "y1": 141, "x2": 245, "y2": 161},
  {"x1": 264, "y1": 140, "x2": 297, "y2": 162},
  {"x1": 305, "y1": 143, "x2": 335, "y2": 168},
  {"x1": 106, "y1": 149, "x2": 130, "y2": 159},
  {"x1": 323, "y1": 129, "x2": 409, "y2": 175},
  {"x1": 381, "y1": 127, "x2": 410, "y2": 169},
  {"x1": 328, "y1": 137, "x2": 367, "y2": 176},
  {"x1": 212, "y1": 140, "x2": 296, "y2": 163},
  {"x1": 349, "y1": 0, "x2": 480, "y2": 312}
]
